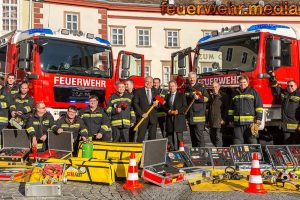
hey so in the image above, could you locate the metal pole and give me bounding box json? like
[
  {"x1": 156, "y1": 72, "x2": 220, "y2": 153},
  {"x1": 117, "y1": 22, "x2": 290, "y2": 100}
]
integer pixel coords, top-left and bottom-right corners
[{"x1": 29, "y1": 0, "x2": 32, "y2": 29}]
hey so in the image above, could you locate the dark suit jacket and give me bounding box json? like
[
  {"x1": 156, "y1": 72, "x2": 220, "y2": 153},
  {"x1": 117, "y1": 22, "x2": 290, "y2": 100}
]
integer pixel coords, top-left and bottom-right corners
[
  {"x1": 133, "y1": 87, "x2": 159, "y2": 123},
  {"x1": 163, "y1": 91, "x2": 187, "y2": 132}
]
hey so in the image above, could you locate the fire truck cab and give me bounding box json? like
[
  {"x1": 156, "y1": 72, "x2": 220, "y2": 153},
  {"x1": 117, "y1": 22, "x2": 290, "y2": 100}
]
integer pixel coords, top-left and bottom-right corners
[
  {"x1": 171, "y1": 24, "x2": 300, "y2": 131},
  {"x1": 0, "y1": 28, "x2": 145, "y2": 120}
]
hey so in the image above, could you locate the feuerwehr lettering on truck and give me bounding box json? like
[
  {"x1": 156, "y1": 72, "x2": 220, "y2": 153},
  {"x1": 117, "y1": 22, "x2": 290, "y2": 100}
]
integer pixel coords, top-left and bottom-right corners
[
  {"x1": 54, "y1": 76, "x2": 106, "y2": 88},
  {"x1": 199, "y1": 74, "x2": 240, "y2": 87}
]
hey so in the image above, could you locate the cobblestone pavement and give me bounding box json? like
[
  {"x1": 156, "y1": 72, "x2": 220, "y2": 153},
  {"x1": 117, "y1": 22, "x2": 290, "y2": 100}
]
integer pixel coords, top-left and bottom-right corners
[
  {"x1": 1, "y1": 181, "x2": 300, "y2": 200},
  {"x1": 1, "y1": 130, "x2": 300, "y2": 199}
]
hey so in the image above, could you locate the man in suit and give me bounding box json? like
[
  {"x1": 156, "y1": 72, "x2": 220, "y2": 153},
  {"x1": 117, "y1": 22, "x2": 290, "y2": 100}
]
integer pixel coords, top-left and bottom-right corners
[
  {"x1": 163, "y1": 80, "x2": 187, "y2": 151},
  {"x1": 208, "y1": 82, "x2": 229, "y2": 147},
  {"x1": 133, "y1": 76, "x2": 159, "y2": 142}
]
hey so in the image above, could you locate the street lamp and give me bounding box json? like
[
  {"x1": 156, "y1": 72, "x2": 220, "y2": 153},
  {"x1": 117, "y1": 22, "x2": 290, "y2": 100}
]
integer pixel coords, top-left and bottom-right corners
[{"x1": 29, "y1": 0, "x2": 45, "y2": 29}]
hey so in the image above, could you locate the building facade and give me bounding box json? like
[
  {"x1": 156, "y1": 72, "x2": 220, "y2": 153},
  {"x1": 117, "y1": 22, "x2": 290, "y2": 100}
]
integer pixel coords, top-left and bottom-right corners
[{"x1": 3, "y1": 0, "x2": 300, "y2": 87}]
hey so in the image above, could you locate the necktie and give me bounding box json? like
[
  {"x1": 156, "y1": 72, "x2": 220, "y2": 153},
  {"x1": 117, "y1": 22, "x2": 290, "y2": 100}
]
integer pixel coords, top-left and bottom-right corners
[
  {"x1": 146, "y1": 89, "x2": 151, "y2": 104},
  {"x1": 170, "y1": 93, "x2": 175, "y2": 108}
]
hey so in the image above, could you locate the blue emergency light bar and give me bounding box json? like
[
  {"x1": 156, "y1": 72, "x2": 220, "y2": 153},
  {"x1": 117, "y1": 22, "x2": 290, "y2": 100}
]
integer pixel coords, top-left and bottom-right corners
[
  {"x1": 26, "y1": 28, "x2": 54, "y2": 35},
  {"x1": 198, "y1": 34, "x2": 212, "y2": 43},
  {"x1": 95, "y1": 37, "x2": 111, "y2": 45},
  {"x1": 247, "y1": 24, "x2": 290, "y2": 31}
]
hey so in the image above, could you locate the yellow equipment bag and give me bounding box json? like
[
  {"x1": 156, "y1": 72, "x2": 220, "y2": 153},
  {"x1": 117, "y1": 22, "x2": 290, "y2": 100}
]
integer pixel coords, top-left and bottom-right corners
[
  {"x1": 77, "y1": 141, "x2": 143, "y2": 165},
  {"x1": 46, "y1": 158, "x2": 115, "y2": 185},
  {"x1": 0, "y1": 165, "x2": 33, "y2": 182}
]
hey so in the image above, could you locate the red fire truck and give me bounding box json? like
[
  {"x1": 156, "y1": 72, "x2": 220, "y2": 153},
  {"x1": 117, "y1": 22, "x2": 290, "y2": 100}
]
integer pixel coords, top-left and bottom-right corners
[
  {"x1": 0, "y1": 28, "x2": 145, "y2": 119},
  {"x1": 171, "y1": 24, "x2": 298, "y2": 136}
]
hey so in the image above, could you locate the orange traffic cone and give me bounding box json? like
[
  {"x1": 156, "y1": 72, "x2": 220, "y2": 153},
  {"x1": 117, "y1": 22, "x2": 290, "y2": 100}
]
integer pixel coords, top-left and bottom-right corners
[
  {"x1": 244, "y1": 152, "x2": 267, "y2": 194},
  {"x1": 123, "y1": 152, "x2": 144, "y2": 189},
  {"x1": 179, "y1": 141, "x2": 184, "y2": 151}
]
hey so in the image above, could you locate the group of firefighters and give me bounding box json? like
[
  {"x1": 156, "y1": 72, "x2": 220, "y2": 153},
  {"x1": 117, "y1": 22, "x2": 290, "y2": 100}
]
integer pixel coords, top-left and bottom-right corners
[{"x1": 0, "y1": 70, "x2": 299, "y2": 154}]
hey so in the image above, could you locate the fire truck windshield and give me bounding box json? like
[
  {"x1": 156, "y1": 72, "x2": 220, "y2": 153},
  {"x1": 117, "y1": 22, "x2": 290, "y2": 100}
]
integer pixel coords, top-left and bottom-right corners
[
  {"x1": 196, "y1": 33, "x2": 260, "y2": 74},
  {"x1": 38, "y1": 38, "x2": 112, "y2": 78}
]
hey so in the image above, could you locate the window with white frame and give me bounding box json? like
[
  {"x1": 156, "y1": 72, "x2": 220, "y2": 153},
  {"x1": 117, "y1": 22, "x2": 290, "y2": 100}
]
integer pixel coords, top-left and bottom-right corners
[
  {"x1": 145, "y1": 66, "x2": 150, "y2": 77},
  {"x1": 2, "y1": 0, "x2": 18, "y2": 32},
  {"x1": 166, "y1": 30, "x2": 179, "y2": 47},
  {"x1": 203, "y1": 67, "x2": 213, "y2": 73},
  {"x1": 138, "y1": 65, "x2": 150, "y2": 77},
  {"x1": 163, "y1": 66, "x2": 170, "y2": 86},
  {"x1": 137, "y1": 28, "x2": 150, "y2": 46},
  {"x1": 111, "y1": 27, "x2": 125, "y2": 45},
  {"x1": 65, "y1": 12, "x2": 79, "y2": 31}
]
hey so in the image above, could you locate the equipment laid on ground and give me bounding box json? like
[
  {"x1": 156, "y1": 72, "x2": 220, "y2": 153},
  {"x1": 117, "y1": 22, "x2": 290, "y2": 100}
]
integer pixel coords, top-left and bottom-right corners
[
  {"x1": 287, "y1": 145, "x2": 300, "y2": 166},
  {"x1": 81, "y1": 140, "x2": 93, "y2": 159},
  {"x1": 189, "y1": 166, "x2": 244, "y2": 186},
  {"x1": 29, "y1": 131, "x2": 72, "y2": 162},
  {"x1": 189, "y1": 147, "x2": 213, "y2": 166},
  {"x1": 211, "y1": 147, "x2": 234, "y2": 166},
  {"x1": 77, "y1": 141, "x2": 142, "y2": 178},
  {"x1": 230, "y1": 144, "x2": 264, "y2": 164},
  {"x1": 189, "y1": 147, "x2": 234, "y2": 166},
  {"x1": 0, "y1": 129, "x2": 31, "y2": 163},
  {"x1": 142, "y1": 139, "x2": 184, "y2": 186},
  {"x1": 77, "y1": 141, "x2": 143, "y2": 163},
  {"x1": 134, "y1": 95, "x2": 165, "y2": 131},
  {"x1": 25, "y1": 162, "x2": 66, "y2": 197},
  {"x1": 46, "y1": 157, "x2": 116, "y2": 185},
  {"x1": 230, "y1": 144, "x2": 272, "y2": 171},
  {"x1": 166, "y1": 150, "x2": 210, "y2": 180},
  {"x1": 0, "y1": 167, "x2": 32, "y2": 182},
  {"x1": 262, "y1": 167, "x2": 300, "y2": 190},
  {"x1": 265, "y1": 145, "x2": 296, "y2": 168}
]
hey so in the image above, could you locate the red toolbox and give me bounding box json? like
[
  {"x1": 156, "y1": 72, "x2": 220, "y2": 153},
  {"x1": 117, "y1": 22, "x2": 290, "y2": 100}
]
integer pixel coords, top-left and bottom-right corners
[
  {"x1": 29, "y1": 131, "x2": 72, "y2": 162},
  {"x1": 0, "y1": 129, "x2": 31, "y2": 163},
  {"x1": 141, "y1": 139, "x2": 184, "y2": 187}
]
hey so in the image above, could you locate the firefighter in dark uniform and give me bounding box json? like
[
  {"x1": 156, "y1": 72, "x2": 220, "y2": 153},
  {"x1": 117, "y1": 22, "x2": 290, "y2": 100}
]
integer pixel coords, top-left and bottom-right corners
[
  {"x1": 185, "y1": 72, "x2": 209, "y2": 147},
  {"x1": 26, "y1": 102, "x2": 55, "y2": 151},
  {"x1": 0, "y1": 79, "x2": 9, "y2": 147},
  {"x1": 107, "y1": 82, "x2": 135, "y2": 142},
  {"x1": 52, "y1": 106, "x2": 88, "y2": 156},
  {"x1": 269, "y1": 71, "x2": 300, "y2": 144},
  {"x1": 9, "y1": 82, "x2": 34, "y2": 129},
  {"x1": 228, "y1": 75, "x2": 263, "y2": 144},
  {"x1": 153, "y1": 78, "x2": 167, "y2": 138},
  {"x1": 79, "y1": 95, "x2": 111, "y2": 141},
  {"x1": 125, "y1": 79, "x2": 136, "y2": 142},
  {"x1": 2, "y1": 73, "x2": 19, "y2": 100}
]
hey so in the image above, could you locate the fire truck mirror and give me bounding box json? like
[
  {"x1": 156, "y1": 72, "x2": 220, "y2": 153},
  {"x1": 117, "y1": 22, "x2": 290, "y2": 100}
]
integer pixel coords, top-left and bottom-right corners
[
  {"x1": 178, "y1": 68, "x2": 186, "y2": 76},
  {"x1": 27, "y1": 73, "x2": 39, "y2": 80},
  {"x1": 18, "y1": 42, "x2": 31, "y2": 70},
  {"x1": 121, "y1": 70, "x2": 130, "y2": 79},
  {"x1": 121, "y1": 54, "x2": 130, "y2": 70},
  {"x1": 178, "y1": 53, "x2": 186, "y2": 69},
  {"x1": 269, "y1": 39, "x2": 281, "y2": 70},
  {"x1": 19, "y1": 42, "x2": 31, "y2": 61},
  {"x1": 18, "y1": 61, "x2": 30, "y2": 70}
]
